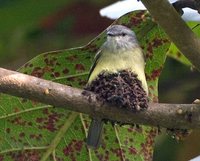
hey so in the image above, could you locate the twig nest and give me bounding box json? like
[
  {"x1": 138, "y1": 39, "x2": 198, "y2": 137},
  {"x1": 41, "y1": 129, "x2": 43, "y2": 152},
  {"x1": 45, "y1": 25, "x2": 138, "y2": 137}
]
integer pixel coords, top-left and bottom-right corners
[{"x1": 85, "y1": 70, "x2": 149, "y2": 112}]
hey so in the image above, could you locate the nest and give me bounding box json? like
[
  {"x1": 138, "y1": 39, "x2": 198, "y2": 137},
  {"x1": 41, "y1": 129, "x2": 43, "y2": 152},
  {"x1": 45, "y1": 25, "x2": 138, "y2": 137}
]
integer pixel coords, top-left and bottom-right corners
[{"x1": 85, "y1": 70, "x2": 149, "y2": 112}]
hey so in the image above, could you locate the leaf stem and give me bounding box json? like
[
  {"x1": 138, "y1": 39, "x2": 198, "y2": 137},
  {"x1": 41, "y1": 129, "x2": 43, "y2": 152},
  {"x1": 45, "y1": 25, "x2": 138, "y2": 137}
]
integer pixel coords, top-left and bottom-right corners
[
  {"x1": 0, "y1": 105, "x2": 51, "y2": 120},
  {"x1": 0, "y1": 146, "x2": 48, "y2": 154}
]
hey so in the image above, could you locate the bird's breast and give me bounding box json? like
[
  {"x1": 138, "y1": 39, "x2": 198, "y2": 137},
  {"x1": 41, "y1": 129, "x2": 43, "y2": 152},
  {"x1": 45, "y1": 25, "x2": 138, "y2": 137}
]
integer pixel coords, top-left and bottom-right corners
[{"x1": 88, "y1": 49, "x2": 148, "y2": 94}]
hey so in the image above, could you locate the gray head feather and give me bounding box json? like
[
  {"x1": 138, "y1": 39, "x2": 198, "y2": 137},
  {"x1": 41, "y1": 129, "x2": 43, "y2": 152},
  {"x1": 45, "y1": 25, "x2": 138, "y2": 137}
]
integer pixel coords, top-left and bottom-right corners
[
  {"x1": 107, "y1": 25, "x2": 136, "y2": 37},
  {"x1": 103, "y1": 25, "x2": 139, "y2": 53}
]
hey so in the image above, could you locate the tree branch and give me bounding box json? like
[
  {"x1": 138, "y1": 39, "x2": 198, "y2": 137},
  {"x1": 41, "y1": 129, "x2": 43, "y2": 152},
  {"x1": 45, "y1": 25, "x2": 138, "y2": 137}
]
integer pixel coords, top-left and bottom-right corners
[
  {"x1": 173, "y1": 0, "x2": 200, "y2": 14},
  {"x1": 0, "y1": 67, "x2": 199, "y2": 129},
  {"x1": 140, "y1": 0, "x2": 200, "y2": 71}
]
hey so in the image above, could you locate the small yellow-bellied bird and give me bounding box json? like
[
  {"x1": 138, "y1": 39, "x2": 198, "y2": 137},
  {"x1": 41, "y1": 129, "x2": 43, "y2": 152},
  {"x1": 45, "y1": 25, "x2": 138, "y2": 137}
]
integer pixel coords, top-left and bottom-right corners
[{"x1": 86, "y1": 25, "x2": 148, "y2": 148}]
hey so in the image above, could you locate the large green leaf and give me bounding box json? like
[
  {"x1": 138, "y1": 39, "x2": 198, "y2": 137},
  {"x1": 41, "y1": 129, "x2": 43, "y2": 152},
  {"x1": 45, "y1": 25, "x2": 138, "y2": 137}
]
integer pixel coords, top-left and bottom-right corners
[{"x1": 0, "y1": 11, "x2": 170, "y2": 160}]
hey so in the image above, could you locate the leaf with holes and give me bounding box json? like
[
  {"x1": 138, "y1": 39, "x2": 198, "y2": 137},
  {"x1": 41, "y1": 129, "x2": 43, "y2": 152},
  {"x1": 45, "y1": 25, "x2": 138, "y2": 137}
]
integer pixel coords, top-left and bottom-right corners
[{"x1": 0, "y1": 10, "x2": 170, "y2": 161}]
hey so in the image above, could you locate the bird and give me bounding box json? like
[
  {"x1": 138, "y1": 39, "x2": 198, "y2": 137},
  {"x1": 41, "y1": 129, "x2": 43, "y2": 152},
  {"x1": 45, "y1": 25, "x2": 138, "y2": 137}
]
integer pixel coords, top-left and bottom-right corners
[{"x1": 86, "y1": 25, "x2": 148, "y2": 149}]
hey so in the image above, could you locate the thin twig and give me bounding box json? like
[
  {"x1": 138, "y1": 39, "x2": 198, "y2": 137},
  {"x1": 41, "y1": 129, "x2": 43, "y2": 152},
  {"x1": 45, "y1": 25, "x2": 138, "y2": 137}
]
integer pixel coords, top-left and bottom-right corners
[{"x1": 173, "y1": 0, "x2": 200, "y2": 14}]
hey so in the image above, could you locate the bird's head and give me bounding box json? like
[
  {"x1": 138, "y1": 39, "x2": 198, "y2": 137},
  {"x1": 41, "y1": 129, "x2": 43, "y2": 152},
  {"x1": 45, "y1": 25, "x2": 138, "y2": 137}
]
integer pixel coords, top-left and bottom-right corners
[{"x1": 104, "y1": 25, "x2": 139, "y2": 53}]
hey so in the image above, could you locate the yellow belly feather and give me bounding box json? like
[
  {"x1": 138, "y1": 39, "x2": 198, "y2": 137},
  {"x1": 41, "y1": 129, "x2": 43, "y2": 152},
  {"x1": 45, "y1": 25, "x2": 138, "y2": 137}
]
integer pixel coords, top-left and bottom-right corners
[{"x1": 88, "y1": 48, "x2": 148, "y2": 95}]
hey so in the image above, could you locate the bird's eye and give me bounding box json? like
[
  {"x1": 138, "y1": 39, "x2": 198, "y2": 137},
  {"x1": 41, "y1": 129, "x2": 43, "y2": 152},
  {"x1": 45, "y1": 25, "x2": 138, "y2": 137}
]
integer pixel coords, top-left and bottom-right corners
[{"x1": 122, "y1": 33, "x2": 126, "y2": 36}]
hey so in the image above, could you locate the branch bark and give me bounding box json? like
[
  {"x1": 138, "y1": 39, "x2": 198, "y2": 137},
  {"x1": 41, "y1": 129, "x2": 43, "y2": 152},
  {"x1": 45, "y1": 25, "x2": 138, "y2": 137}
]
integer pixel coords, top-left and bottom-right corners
[
  {"x1": 140, "y1": 0, "x2": 200, "y2": 71},
  {"x1": 0, "y1": 67, "x2": 199, "y2": 129}
]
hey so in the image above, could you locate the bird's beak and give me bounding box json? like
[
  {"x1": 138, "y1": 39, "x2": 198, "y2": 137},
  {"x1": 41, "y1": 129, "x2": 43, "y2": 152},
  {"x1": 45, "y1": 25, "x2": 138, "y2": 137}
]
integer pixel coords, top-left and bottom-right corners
[{"x1": 107, "y1": 31, "x2": 115, "y2": 37}]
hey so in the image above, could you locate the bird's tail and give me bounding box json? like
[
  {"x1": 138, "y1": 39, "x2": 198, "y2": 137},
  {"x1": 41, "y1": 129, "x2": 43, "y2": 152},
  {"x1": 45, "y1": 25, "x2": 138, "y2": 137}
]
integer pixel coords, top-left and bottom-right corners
[{"x1": 86, "y1": 118, "x2": 104, "y2": 149}]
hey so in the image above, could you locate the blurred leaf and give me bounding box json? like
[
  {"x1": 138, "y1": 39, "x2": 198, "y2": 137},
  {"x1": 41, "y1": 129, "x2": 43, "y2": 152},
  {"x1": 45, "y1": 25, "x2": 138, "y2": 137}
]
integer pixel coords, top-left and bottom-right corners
[
  {"x1": 167, "y1": 22, "x2": 200, "y2": 67},
  {"x1": 0, "y1": 11, "x2": 170, "y2": 161},
  {"x1": 0, "y1": 0, "x2": 70, "y2": 64},
  {"x1": 167, "y1": 43, "x2": 192, "y2": 66},
  {"x1": 0, "y1": 0, "x2": 69, "y2": 34}
]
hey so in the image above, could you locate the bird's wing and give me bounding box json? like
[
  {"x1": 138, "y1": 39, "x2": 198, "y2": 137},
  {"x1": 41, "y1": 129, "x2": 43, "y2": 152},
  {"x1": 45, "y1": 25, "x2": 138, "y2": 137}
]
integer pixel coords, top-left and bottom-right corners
[{"x1": 87, "y1": 49, "x2": 103, "y2": 81}]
